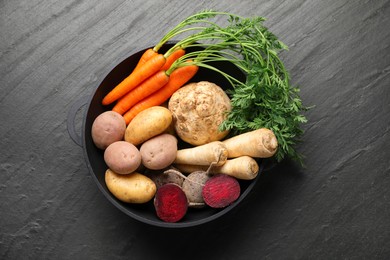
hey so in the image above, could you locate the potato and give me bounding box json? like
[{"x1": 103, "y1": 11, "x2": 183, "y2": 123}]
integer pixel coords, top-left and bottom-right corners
[
  {"x1": 91, "y1": 111, "x2": 126, "y2": 150},
  {"x1": 105, "y1": 169, "x2": 156, "y2": 204},
  {"x1": 104, "y1": 141, "x2": 141, "y2": 174},
  {"x1": 140, "y1": 134, "x2": 178, "y2": 170},
  {"x1": 125, "y1": 106, "x2": 172, "y2": 146}
]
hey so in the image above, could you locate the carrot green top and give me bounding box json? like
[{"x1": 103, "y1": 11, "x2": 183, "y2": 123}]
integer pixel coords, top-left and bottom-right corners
[{"x1": 150, "y1": 10, "x2": 309, "y2": 164}]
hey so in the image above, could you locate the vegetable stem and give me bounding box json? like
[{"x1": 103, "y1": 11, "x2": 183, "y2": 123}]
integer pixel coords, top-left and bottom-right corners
[{"x1": 150, "y1": 10, "x2": 309, "y2": 164}]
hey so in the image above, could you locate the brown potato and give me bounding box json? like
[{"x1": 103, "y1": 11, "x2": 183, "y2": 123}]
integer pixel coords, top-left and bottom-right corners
[
  {"x1": 105, "y1": 169, "x2": 156, "y2": 204},
  {"x1": 104, "y1": 141, "x2": 141, "y2": 174},
  {"x1": 125, "y1": 106, "x2": 172, "y2": 146},
  {"x1": 91, "y1": 111, "x2": 126, "y2": 150},
  {"x1": 140, "y1": 134, "x2": 178, "y2": 170}
]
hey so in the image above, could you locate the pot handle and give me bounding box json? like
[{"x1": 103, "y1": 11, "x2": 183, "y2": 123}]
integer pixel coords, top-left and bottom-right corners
[{"x1": 67, "y1": 95, "x2": 89, "y2": 147}]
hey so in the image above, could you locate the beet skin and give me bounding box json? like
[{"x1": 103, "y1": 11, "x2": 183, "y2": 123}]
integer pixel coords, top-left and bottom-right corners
[
  {"x1": 154, "y1": 183, "x2": 188, "y2": 222},
  {"x1": 202, "y1": 174, "x2": 240, "y2": 208}
]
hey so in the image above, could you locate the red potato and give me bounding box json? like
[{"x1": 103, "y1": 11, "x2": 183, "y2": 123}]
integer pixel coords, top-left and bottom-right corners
[
  {"x1": 104, "y1": 141, "x2": 141, "y2": 174},
  {"x1": 91, "y1": 111, "x2": 126, "y2": 149},
  {"x1": 140, "y1": 134, "x2": 178, "y2": 170}
]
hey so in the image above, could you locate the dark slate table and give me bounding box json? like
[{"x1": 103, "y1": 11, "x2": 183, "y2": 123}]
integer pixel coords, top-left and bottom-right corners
[{"x1": 1, "y1": 1, "x2": 389, "y2": 259}]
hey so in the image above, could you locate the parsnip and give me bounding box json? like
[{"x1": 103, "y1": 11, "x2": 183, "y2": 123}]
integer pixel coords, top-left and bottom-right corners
[
  {"x1": 174, "y1": 156, "x2": 259, "y2": 180},
  {"x1": 223, "y1": 128, "x2": 278, "y2": 158},
  {"x1": 174, "y1": 141, "x2": 228, "y2": 166}
]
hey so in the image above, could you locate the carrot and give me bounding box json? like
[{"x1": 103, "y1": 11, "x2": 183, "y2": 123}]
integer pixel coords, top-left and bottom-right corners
[
  {"x1": 122, "y1": 64, "x2": 198, "y2": 124},
  {"x1": 132, "y1": 48, "x2": 159, "y2": 72},
  {"x1": 222, "y1": 128, "x2": 278, "y2": 158},
  {"x1": 113, "y1": 49, "x2": 186, "y2": 115},
  {"x1": 102, "y1": 54, "x2": 166, "y2": 106},
  {"x1": 112, "y1": 71, "x2": 169, "y2": 115},
  {"x1": 161, "y1": 48, "x2": 185, "y2": 71},
  {"x1": 174, "y1": 141, "x2": 228, "y2": 167},
  {"x1": 174, "y1": 156, "x2": 260, "y2": 180}
]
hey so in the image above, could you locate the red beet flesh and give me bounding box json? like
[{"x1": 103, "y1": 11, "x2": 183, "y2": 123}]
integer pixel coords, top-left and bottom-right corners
[
  {"x1": 154, "y1": 184, "x2": 188, "y2": 223},
  {"x1": 202, "y1": 174, "x2": 241, "y2": 208}
]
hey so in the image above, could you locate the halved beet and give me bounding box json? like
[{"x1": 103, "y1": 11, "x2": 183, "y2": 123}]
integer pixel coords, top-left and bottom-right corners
[
  {"x1": 202, "y1": 174, "x2": 240, "y2": 208},
  {"x1": 154, "y1": 183, "x2": 188, "y2": 223}
]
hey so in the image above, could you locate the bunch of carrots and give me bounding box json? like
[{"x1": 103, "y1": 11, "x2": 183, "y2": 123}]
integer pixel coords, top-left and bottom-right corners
[
  {"x1": 101, "y1": 11, "x2": 216, "y2": 124},
  {"x1": 101, "y1": 10, "x2": 253, "y2": 124},
  {"x1": 103, "y1": 46, "x2": 197, "y2": 124}
]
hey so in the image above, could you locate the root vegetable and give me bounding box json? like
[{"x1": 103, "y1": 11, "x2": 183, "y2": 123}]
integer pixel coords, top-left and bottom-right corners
[
  {"x1": 174, "y1": 141, "x2": 228, "y2": 166},
  {"x1": 181, "y1": 170, "x2": 211, "y2": 208},
  {"x1": 154, "y1": 183, "x2": 188, "y2": 223},
  {"x1": 91, "y1": 111, "x2": 126, "y2": 150},
  {"x1": 168, "y1": 81, "x2": 231, "y2": 146},
  {"x1": 175, "y1": 155, "x2": 259, "y2": 180},
  {"x1": 123, "y1": 64, "x2": 199, "y2": 124},
  {"x1": 139, "y1": 134, "x2": 178, "y2": 170},
  {"x1": 202, "y1": 174, "x2": 240, "y2": 208},
  {"x1": 160, "y1": 48, "x2": 186, "y2": 71},
  {"x1": 125, "y1": 106, "x2": 172, "y2": 145},
  {"x1": 132, "y1": 48, "x2": 158, "y2": 73},
  {"x1": 222, "y1": 128, "x2": 278, "y2": 158},
  {"x1": 105, "y1": 169, "x2": 156, "y2": 204},
  {"x1": 112, "y1": 71, "x2": 170, "y2": 115},
  {"x1": 102, "y1": 54, "x2": 166, "y2": 106},
  {"x1": 104, "y1": 141, "x2": 141, "y2": 174},
  {"x1": 145, "y1": 168, "x2": 185, "y2": 189}
]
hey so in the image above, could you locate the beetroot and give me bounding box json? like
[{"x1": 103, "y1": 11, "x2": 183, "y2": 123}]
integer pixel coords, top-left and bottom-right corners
[
  {"x1": 146, "y1": 168, "x2": 185, "y2": 189},
  {"x1": 154, "y1": 183, "x2": 188, "y2": 223},
  {"x1": 182, "y1": 171, "x2": 211, "y2": 208},
  {"x1": 202, "y1": 174, "x2": 240, "y2": 208}
]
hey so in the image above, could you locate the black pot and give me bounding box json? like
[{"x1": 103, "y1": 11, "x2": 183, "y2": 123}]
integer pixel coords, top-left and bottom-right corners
[{"x1": 67, "y1": 43, "x2": 265, "y2": 228}]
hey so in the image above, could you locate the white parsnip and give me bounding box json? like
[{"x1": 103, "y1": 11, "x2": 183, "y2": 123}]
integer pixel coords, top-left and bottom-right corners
[
  {"x1": 174, "y1": 141, "x2": 228, "y2": 166},
  {"x1": 223, "y1": 128, "x2": 278, "y2": 158},
  {"x1": 175, "y1": 155, "x2": 260, "y2": 180}
]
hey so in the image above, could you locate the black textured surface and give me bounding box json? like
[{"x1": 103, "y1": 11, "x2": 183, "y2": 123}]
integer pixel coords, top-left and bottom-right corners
[{"x1": 1, "y1": 1, "x2": 389, "y2": 259}]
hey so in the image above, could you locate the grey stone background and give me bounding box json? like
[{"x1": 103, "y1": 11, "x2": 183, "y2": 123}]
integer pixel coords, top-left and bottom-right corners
[{"x1": 1, "y1": 0, "x2": 389, "y2": 259}]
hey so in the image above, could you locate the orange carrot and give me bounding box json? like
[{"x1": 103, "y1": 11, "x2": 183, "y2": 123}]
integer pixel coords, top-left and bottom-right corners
[
  {"x1": 112, "y1": 71, "x2": 170, "y2": 115},
  {"x1": 102, "y1": 54, "x2": 166, "y2": 106},
  {"x1": 161, "y1": 48, "x2": 185, "y2": 71},
  {"x1": 133, "y1": 48, "x2": 158, "y2": 72},
  {"x1": 123, "y1": 64, "x2": 198, "y2": 124}
]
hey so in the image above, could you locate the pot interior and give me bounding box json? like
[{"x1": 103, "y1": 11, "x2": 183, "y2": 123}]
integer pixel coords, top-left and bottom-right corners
[{"x1": 83, "y1": 43, "x2": 260, "y2": 227}]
